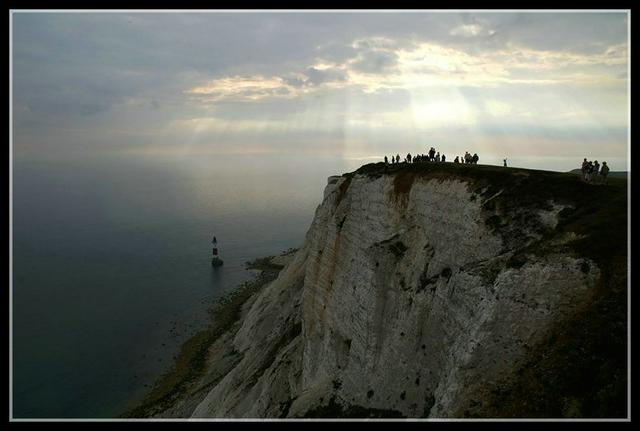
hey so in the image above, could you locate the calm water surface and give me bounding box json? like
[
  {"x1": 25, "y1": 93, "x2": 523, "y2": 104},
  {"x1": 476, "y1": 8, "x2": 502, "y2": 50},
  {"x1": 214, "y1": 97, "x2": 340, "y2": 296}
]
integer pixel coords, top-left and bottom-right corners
[{"x1": 12, "y1": 154, "x2": 361, "y2": 418}]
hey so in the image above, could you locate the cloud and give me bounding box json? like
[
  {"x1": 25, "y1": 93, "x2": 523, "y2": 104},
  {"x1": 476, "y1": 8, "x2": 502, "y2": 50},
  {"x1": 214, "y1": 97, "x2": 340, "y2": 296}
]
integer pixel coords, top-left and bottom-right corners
[
  {"x1": 349, "y1": 49, "x2": 399, "y2": 74},
  {"x1": 303, "y1": 66, "x2": 348, "y2": 86},
  {"x1": 11, "y1": 11, "x2": 629, "y2": 161},
  {"x1": 449, "y1": 23, "x2": 484, "y2": 37}
]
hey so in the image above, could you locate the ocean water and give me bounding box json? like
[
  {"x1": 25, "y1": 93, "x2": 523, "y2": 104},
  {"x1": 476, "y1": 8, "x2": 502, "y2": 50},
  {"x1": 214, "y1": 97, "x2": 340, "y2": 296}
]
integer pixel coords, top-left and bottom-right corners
[{"x1": 11, "y1": 153, "x2": 362, "y2": 418}]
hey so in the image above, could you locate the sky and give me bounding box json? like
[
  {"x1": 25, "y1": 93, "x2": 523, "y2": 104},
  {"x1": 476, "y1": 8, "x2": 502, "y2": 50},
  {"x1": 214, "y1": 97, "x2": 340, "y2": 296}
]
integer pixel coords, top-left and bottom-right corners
[{"x1": 11, "y1": 11, "x2": 630, "y2": 170}]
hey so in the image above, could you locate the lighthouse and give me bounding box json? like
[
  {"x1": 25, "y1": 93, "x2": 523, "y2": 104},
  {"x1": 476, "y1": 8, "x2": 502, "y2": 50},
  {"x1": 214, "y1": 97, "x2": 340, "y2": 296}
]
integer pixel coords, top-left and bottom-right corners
[{"x1": 211, "y1": 235, "x2": 224, "y2": 267}]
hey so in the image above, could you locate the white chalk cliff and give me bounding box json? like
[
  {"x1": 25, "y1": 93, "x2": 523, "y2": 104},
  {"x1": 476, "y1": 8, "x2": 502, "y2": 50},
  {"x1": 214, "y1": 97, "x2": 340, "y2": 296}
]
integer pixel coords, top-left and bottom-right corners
[{"x1": 187, "y1": 165, "x2": 603, "y2": 418}]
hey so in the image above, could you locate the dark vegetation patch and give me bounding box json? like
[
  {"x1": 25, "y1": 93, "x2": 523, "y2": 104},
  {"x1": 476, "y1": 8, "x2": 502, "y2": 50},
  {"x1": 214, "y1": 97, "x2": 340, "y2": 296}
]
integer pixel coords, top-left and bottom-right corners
[
  {"x1": 367, "y1": 390, "x2": 374, "y2": 399},
  {"x1": 302, "y1": 396, "x2": 405, "y2": 418},
  {"x1": 120, "y1": 256, "x2": 287, "y2": 418},
  {"x1": 469, "y1": 183, "x2": 626, "y2": 417},
  {"x1": 245, "y1": 255, "x2": 286, "y2": 271},
  {"x1": 120, "y1": 329, "x2": 221, "y2": 418},
  {"x1": 464, "y1": 255, "x2": 627, "y2": 418}
]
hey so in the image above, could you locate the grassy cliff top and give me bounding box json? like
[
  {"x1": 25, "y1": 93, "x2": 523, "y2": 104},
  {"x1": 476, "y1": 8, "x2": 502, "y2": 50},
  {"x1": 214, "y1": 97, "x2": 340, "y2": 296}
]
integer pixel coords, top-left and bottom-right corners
[{"x1": 347, "y1": 161, "x2": 627, "y2": 266}]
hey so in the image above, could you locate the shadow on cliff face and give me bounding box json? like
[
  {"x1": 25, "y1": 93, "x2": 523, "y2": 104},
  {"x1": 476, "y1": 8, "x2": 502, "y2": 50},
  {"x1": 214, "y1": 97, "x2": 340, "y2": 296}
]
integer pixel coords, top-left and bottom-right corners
[
  {"x1": 353, "y1": 162, "x2": 628, "y2": 418},
  {"x1": 463, "y1": 255, "x2": 627, "y2": 418}
]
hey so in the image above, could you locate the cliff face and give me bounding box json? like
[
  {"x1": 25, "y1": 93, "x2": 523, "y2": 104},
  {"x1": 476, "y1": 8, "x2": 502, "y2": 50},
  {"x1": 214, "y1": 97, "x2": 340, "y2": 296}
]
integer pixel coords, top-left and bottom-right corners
[{"x1": 188, "y1": 163, "x2": 627, "y2": 419}]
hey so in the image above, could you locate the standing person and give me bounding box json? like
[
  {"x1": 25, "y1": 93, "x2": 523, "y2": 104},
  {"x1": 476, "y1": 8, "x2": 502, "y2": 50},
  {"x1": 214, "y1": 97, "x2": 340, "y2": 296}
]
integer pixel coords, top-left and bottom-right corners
[
  {"x1": 586, "y1": 161, "x2": 594, "y2": 182},
  {"x1": 503, "y1": 158, "x2": 507, "y2": 167},
  {"x1": 472, "y1": 153, "x2": 479, "y2": 164},
  {"x1": 407, "y1": 153, "x2": 412, "y2": 163},
  {"x1": 384, "y1": 155, "x2": 389, "y2": 165},
  {"x1": 600, "y1": 162, "x2": 610, "y2": 184},
  {"x1": 592, "y1": 160, "x2": 600, "y2": 183},
  {"x1": 581, "y1": 158, "x2": 589, "y2": 181},
  {"x1": 396, "y1": 154, "x2": 401, "y2": 164},
  {"x1": 441, "y1": 154, "x2": 446, "y2": 162},
  {"x1": 435, "y1": 152, "x2": 440, "y2": 162}
]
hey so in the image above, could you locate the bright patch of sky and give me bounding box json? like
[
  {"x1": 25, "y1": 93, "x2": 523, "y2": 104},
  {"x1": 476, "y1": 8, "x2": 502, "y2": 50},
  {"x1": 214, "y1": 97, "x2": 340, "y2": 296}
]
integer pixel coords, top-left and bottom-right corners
[{"x1": 12, "y1": 11, "x2": 629, "y2": 170}]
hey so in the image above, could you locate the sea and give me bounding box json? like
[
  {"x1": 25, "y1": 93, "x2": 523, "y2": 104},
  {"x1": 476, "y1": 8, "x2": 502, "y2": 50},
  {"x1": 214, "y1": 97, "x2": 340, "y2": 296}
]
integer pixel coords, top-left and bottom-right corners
[{"x1": 11, "y1": 153, "x2": 362, "y2": 418}]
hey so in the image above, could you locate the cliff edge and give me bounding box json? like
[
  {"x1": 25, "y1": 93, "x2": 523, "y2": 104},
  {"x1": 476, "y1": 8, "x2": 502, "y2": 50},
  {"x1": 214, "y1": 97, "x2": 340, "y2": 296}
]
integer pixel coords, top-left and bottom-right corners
[{"x1": 151, "y1": 162, "x2": 628, "y2": 419}]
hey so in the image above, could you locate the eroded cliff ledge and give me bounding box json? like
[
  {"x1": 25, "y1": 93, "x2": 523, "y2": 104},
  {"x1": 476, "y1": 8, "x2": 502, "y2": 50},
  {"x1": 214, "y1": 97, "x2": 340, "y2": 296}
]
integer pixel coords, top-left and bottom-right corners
[{"x1": 154, "y1": 162, "x2": 628, "y2": 419}]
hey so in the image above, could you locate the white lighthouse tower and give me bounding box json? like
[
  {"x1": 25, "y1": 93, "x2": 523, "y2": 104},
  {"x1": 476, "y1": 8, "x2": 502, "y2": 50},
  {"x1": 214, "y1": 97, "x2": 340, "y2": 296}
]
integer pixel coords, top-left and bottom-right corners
[{"x1": 211, "y1": 235, "x2": 224, "y2": 267}]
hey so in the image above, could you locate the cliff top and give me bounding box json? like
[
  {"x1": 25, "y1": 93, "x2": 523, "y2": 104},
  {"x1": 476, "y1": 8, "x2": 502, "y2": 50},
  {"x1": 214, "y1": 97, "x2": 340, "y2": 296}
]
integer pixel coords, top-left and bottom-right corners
[{"x1": 343, "y1": 161, "x2": 627, "y2": 269}]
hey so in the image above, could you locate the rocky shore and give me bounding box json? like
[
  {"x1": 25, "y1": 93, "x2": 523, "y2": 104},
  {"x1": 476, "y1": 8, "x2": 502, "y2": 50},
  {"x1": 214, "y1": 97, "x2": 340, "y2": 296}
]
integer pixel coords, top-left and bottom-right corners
[{"x1": 120, "y1": 249, "x2": 297, "y2": 418}]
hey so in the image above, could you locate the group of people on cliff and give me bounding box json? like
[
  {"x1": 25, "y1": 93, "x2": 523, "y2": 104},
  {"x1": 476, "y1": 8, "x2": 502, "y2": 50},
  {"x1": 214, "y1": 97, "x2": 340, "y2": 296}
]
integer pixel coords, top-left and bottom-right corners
[
  {"x1": 381, "y1": 153, "x2": 614, "y2": 183},
  {"x1": 581, "y1": 158, "x2": 610, "y2": 184},
  {"x1": 455, "y1": 151, "x2": 479, "y2": 164},
  {"x1": 384, "y1": 148, "x2": 481, "y2": 166}
]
